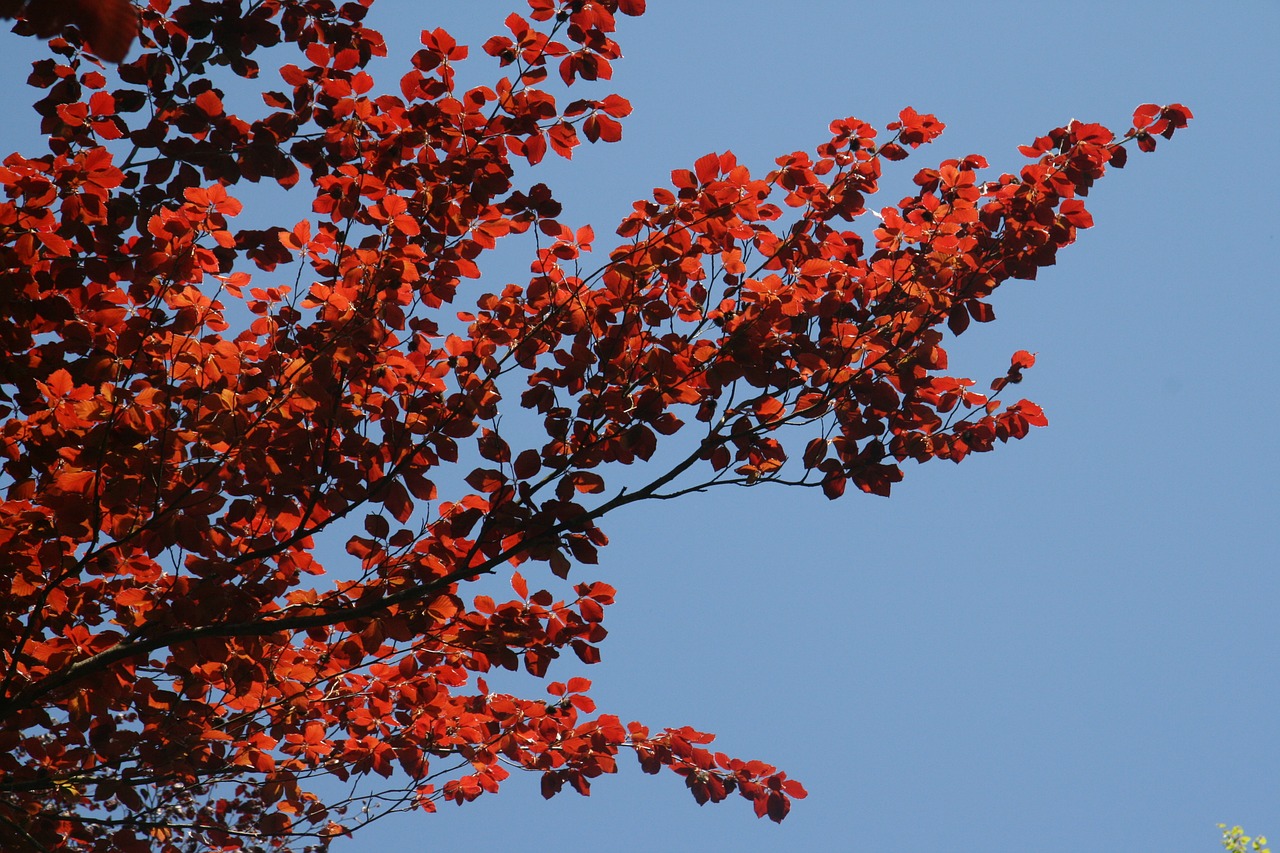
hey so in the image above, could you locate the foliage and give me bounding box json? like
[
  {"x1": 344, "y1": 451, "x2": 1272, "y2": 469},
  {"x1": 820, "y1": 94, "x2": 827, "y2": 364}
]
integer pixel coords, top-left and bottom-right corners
[
  {"x1": 1222, "y1": 825, "x2": 1272, "y2": 853},
  {"x1": 0, "y1": 0, "x2": 1189, "y2": 849},
  {"x1": 0, "y1": 0, "x2": 138, "y2": 62}
]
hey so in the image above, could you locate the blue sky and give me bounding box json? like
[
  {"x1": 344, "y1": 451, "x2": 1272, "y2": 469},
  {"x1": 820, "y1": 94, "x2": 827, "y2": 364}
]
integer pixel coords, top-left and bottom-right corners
[
  {"x1": 364, "y1": 4, "x2": 1275, "y2": 851},
  {"x1": 5, "y1": 2, "x2": 1277, "y2": 851}
]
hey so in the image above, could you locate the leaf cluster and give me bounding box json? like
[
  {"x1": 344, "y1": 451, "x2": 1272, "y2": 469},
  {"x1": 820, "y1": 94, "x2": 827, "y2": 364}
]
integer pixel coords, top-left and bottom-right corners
[{"x1": 0, "y1": 0, "x2": 1189, "y2": 849}]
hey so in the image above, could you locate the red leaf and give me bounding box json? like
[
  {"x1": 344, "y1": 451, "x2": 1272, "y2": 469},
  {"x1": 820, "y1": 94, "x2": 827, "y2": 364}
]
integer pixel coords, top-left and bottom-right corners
[
  {"x1": 782, "y1": 779, "x2": 808, "y2": 798},
  {"x1": 694, "y1": 152, "x2": 720, "y2": 184},
  {"x1": 53, "y1": 469, "x2": 95, "y2": 496},
  {"x1": 821, "y1": 470, "x2": 846, "y2": 500},
  {"x1": 466, "y1": 469, "x2": 507, "y2": 493},
  {"x1": 755, "y1": 396, "x2": 784, "y2": 422},
  {"x1": 599, "y1": 94, "x2": 632, "y2": 117},
  {"x1": 514, "y1": 450, "x2": 542, "y2": 480},
  {"x1": 364, "y1": 514, "x2": 390, "y2": 539},
  {"x1": 1162, "y1": 103, "x2": 1194, "y2": 129},
  {"x1": 569, "y1": 472, "x2": 605, "y2": 493},
  {"x1": 583, "y1": 114, "x2": 622, "y2": 143},
  {"x1": 525, "y1": 132, "x2": 547, "y2": 165},
  {"x1": 406, "y1": 474, "x2": 437, "y2": 501},
  {"x1": 541, "y1": 774, "x2": 564, "y2": 799},
  {"x1": 548, "y1": 122, "x2": 579, "y2": 159},
  {"x1": 1132, "y1": 103, "x2": 1161, "y2": 130},
  {"x1": 89, "y1": 91, "x2": 116, "y2": 115},
  {"x1": 878, "y1": 143, "x2": 908, "y2": 161},
  {"x1": 195, "y1": 90, "x2": 225, "y2": 118},
  {"x1": 579, "y1": 598, "x2": 604, "y2": 622},
  {"x1": 115, "y1": 587, "x2": 148, "y2": 607},
  {"x1": 567, "y1": 535, "x2": 599, "y2": 564},
  {"x1": 802, "y1": 437, "x2": 828, "y2": 469},
  {"x1": 765, "y1": 791, "x2": 789, "y2": 823},
  {"x1": 1059, "y1": 199, "x2": 1093, "y2": 228},
  {"x1": 478, "y1": 431, "x2": 512, "y2": 463},
  {"x1": 383, "y1": 481, "x2": 414, "y2": 523},
  {"x1": 483, "y1": 36, "x2": 515, "y2": 59},
  {"x1": 1012, "y1": 399, "x2": 1049, "y2": 427},
  {"x1": 968, "y1": 301, "x2": 996, "y2": 323},
  {"x1": 42, "y1": 369, "x2": 74, "y2": 398},
  {"x1": 572, "y1": 641, "x2": 602, "y2": 664}
]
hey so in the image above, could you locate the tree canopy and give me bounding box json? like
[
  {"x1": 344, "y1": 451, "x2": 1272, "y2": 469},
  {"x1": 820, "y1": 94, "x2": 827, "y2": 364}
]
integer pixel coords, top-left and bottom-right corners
[{"x1": 0, "y1": 1, "x2": 1189, "y2": 849}]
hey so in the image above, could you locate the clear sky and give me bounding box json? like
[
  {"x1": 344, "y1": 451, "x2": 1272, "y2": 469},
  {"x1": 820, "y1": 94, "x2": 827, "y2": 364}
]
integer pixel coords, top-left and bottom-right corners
[{"x1": 5, "y1": 2, "x2": 1278, "y2": 851}]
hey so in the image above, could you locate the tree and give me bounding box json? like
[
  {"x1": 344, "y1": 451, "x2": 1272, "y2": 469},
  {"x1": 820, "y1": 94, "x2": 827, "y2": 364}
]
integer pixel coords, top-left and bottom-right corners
[
  {"x1": 1222, "y1": 825, "x2": 1272, "y2": 853},
  {"x1": 0, "y1": 0, "x2": 1190, "y2": 849}
]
